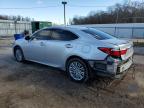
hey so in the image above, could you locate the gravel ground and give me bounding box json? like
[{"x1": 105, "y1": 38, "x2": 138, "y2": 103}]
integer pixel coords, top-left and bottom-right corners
[
  {"x1": 0, "y1": 47, "x2": 144, "y2": 108},
  {"x1": 0, "y1": 37, "x2": 144, "y2": 108}
]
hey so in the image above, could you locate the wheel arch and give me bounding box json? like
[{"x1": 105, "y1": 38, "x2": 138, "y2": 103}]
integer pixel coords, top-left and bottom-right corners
[
  {"x1": 13, "y1": 45, "x2": 22, "y2": 56},
  {"x1": 65, "y1": 55, "x2": 92, "y2": 82},
  {"x1": 65, "y1": 55, "x2": 88, "y2": 69}
]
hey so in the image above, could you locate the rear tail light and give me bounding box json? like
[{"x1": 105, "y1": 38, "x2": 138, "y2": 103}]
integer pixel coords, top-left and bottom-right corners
[{"x1": 98, "y1": 47, "x2": 127, "y2": 57}]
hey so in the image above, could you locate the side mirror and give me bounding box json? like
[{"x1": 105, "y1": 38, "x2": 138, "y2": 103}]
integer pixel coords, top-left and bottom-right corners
[{"x1": 25, "y1": 36, "x2": 31, "y2": 40}]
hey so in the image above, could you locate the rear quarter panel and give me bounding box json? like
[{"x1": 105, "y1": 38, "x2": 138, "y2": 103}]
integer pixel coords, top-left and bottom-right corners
[{"x1": 64, "y1": 40, "x2": 109, "y2": 62}]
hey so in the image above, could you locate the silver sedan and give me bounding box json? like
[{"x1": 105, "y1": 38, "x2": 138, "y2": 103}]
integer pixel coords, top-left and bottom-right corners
[{"x1": 13, "y1": 26, "x2": 133, "y2": 82}]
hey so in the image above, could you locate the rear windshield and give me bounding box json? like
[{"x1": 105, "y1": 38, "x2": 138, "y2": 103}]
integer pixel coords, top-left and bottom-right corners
[{"x1": 82, "y1": 28, "x2": 116, "y2": 40}]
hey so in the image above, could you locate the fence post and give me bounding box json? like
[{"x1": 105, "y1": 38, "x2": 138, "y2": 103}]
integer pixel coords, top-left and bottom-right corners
[
  {"x1": 14, "y1": 20, "x2": 17, "y2": 34},
  {"x1": 132, "y1": 27, "x2": 134, "y2": 39},
  {"x1": 8, "y1": 22, "x2": 10, "y2": 36},
  {"x1": 114, "y1": 27, "x2": 116, "y2": 36},
  {"x1": 25, "y1": 23, "x2": 26, "y2": 30}
]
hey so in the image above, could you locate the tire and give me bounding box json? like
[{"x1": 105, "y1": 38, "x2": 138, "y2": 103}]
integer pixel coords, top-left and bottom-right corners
[
  {"x1": 66, "y1": 58, "x2": 90, "y2": 83},
  {"x1": 14, "y1": 47, "x2": 25, "y2": 62}
]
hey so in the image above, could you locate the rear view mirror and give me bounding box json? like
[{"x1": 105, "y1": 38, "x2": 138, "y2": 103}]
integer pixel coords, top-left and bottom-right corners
[{"x1": 25, "y1": 36, "x2": 31, "y2": 40}]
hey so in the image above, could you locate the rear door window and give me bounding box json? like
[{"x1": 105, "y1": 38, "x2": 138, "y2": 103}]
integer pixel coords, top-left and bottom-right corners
[
  {"x1": 51, "y1": 29, "x2": 78, "y2": 41},
  {"x1": 82, "y1": 28, "x2": 115, "y2": 40}
]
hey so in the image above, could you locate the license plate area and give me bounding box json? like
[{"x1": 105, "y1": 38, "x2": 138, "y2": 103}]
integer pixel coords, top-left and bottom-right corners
[{"x1": 118, "y1": 57, "x2": 133, "y2": 73}]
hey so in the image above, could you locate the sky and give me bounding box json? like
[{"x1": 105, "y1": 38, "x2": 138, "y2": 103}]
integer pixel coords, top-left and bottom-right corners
[{"x1": 0, "y1": 0, "x2": 142, "y2": 24}]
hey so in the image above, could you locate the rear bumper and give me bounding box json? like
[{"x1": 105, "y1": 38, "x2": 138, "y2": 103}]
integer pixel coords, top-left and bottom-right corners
[{"x1": 88, "y1": 56, "x2": 133, "y2": 78}]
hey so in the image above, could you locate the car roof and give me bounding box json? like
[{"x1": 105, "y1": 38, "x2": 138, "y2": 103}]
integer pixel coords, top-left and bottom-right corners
[
  {"x1": 43, "y1": 26, "x2": 89, "y2": 31},
  {"x1": 32, "y1": 26, "x2": 96, "y2": 41}
]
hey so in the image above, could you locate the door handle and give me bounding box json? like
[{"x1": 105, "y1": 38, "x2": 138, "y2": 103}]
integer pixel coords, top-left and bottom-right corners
[
  {"x1": 65, "y1": 44, "x2": 73, "y2": 48},
  {"x1": 40, "y1": 42, "x2": 45, "y2": 46}
]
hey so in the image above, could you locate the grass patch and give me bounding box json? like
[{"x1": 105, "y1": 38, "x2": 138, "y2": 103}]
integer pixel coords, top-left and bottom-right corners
[{"x1": 0, "y1": 37, "x2": 14, "y2": 47}]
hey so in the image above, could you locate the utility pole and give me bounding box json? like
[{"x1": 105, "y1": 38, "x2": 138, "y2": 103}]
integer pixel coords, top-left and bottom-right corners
[
  {"x1": 62, "y1": 1, "x2": 67, "y2": 26},
  {"x1": 128, "y1": 0, "x2": 131, "y2": 5}
]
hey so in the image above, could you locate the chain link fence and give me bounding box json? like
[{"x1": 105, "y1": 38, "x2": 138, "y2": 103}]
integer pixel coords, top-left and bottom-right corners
[
  {"x1": 76, "y1": 23, "x2": 144, "y2": 39},
  {"x1": 92, "y1": 27, "x2": 144, "y2": 39},
  {"x1": 1, "y1": 21, "x2": 144, "y2": 40},
  {"x1": 0, "y1": 20, "x2": 32, "y2": 36}
]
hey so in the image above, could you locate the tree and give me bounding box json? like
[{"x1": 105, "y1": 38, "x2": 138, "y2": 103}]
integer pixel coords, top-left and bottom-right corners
[
  {"x1": 0, "y1": 15, "x2": 34, "y2": 21},
  {"x1": 71, "y1": 1, "x2": 144, "y2": 24}
]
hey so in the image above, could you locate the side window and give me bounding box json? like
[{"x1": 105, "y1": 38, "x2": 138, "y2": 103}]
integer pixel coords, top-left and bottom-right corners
[
  {"x1": 51, "y1": 29, "x2": 78, "y2": 41},
  {"x1": 51, "y1": 29, "x2": 62, "y2": 40},
  {"x1": 33, "y1": 29, "x2": 51, "y2": 40}
]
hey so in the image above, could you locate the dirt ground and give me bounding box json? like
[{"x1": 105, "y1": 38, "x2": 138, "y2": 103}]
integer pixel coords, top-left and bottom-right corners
[{"x1": 0, "y1": 38, "x2": 144, "y2": 108}]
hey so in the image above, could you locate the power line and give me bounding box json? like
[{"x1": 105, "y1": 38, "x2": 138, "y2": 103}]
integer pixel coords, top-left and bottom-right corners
[
  {"x1": 2, "y1": 4, "x2": 137, "y2": 10},
  {"x1": 68, "y1": 5, "x2": 110, "y2": 7},
  {"x1": 1, "y1": 1, "x2": 143, "y2": 10},
  {"x1": 0, "y1": 6, "x2": 60, "y2": 10},
  {"x1": 0, "y1": 5, "x2": 112, "y2": 10}
]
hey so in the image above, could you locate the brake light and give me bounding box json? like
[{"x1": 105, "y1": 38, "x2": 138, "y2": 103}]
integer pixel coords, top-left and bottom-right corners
[{"x1": 98, "y1": 47, "x2": 127, "y2": 57}]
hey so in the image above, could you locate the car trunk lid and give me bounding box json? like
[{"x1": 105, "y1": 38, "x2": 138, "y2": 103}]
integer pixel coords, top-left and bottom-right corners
[
  {"x1": 119, "y1": 42, "x2": 133, "y2": 60},
  {"x1": 100, "y1": 39, "x2": 133, "y2": 60}
]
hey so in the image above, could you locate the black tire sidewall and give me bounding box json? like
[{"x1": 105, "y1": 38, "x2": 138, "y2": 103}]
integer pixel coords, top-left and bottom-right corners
[
  {"x1": 66, "y1": 58, "x2": 89, "y2": 83},
  {"x1": 15, "y1": 48, "x2": 24, "y2": 62}
]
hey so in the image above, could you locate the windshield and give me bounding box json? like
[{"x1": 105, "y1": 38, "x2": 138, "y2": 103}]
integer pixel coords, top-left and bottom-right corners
[{"x1": 82, "y1": 28, "x2": 116, "y2": 40}]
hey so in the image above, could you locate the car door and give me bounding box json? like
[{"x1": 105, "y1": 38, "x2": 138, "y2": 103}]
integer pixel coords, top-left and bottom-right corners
[
  {"x1": 43, "y1": 29, "x2": 78, "y2": 67},
  {"x1": 23, "y1": 29, "x2": 52, "y2": 62}
]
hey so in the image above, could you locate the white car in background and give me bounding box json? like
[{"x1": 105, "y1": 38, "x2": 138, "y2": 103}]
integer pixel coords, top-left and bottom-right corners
[{"x1": 13, "y1": 26, "x2": 133, "y2": 82}]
